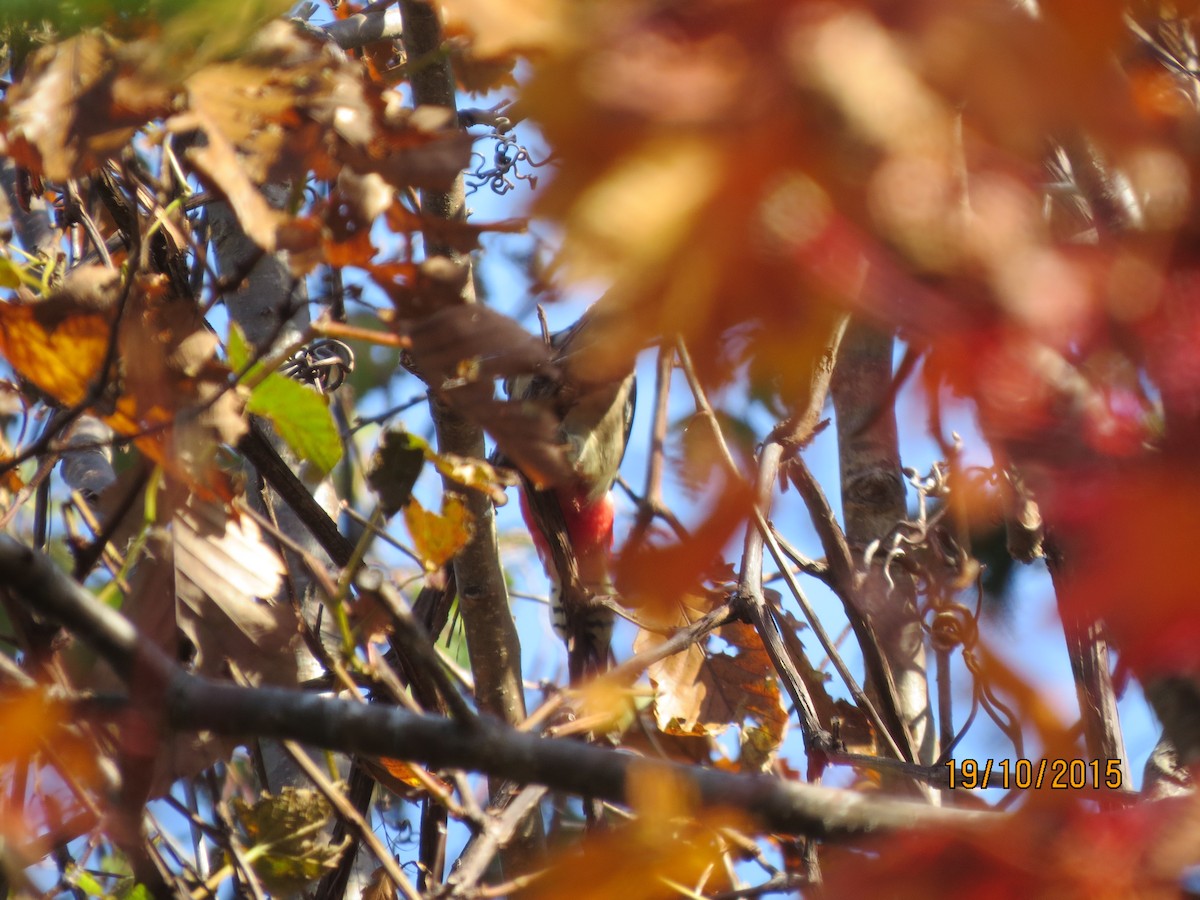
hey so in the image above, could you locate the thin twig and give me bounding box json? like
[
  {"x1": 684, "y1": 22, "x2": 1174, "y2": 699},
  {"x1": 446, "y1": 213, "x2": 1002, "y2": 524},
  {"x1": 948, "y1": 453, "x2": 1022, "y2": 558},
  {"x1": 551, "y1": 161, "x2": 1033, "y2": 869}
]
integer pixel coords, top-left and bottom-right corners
[
  {"x1": 448, "y1": 784, "x2": 549, "y2": 896},
  {"x1": 356, "y1": 569, "x2": 479, "y2": 728},
  {"x1": 278, "y1": 740, "x2": 421, "y2": 900}
]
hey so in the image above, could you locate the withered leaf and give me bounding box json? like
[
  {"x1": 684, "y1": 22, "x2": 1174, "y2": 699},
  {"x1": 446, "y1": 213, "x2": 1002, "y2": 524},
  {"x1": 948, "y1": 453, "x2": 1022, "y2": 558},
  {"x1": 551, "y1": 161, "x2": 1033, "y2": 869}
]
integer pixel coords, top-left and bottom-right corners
[
  {"x1": 405, "y1": 303, "x2": 556, "y2": 385},
  {"x1": 633, "y1": 591, "x2": 718, "y2": 736},
  {"x1": 176, "y1": 110, "x2": 284, "y2": 253},
  {"x1": 366, "y1": 428, "x2": 427, "y2": 517},
  {"x1": 117, "y1": 529, "x2": 240, "y2": 793},
  {"x1": 361, "y1": 867, "x2": 399, "y2": 900},
  {"x1": 401, "y1": 303, "x2": 575, "y2": 486},
  {"x1": 385, "y1": 205, "x2": 526, "y2": 253},
  {"x1": 704, "y1": 620, "x2": 789, "y2": 772},
  {"x1": 439, "y1": 0, "x2": 567, "y2": 60},
  {"x1": 3, "y1": 32, "x2": 172, "y2": 181},
  {"x1": 773, "y1": 605, "x2": 874, "y2": 755},
  {"x1": 368, "y1": 427, "x2": 516, "y2": 513},
  {"x1": 174, "y1": 496, "x2": 297, "y2": 685},
  {"x1": 232, "y1": 786, "x2": 350, "y2": 895}
]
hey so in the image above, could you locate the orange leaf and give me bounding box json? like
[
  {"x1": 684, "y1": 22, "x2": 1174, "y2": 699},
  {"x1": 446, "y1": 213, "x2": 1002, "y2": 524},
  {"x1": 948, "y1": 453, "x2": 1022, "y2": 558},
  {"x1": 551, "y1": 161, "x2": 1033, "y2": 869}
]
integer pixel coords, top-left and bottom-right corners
[
  {"x1": 615, "y1": 481, "x2": 752, "y2": 621},
  {"x1": 0, "y1": 285, "x2": 116, "y2": 408},
  {"x1": 368, "y1": 757, "x2": 449, "y2": 798},
  {"x1": 521, "y1": 764, "x2": 748, "y2": 900},
  {"x1": 825, "y1": 796, "x2": 1200, "y2": 900},
  {"x1": 404, "y1": 495, "x2": 474, "y2": 571}
]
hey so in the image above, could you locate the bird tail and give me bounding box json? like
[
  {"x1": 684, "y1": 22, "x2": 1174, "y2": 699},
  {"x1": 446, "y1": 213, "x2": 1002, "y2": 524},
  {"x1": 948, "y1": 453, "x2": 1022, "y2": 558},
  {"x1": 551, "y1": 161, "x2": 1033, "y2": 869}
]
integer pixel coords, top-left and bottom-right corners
[{"x1": 557, "y1": 586, "x2": 614, "y2": 683}]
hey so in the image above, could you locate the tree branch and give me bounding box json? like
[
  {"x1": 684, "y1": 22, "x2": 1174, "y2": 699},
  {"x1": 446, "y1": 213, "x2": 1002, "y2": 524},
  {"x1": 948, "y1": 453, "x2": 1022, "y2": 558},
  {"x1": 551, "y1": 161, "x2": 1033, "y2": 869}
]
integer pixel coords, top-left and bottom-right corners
[
  {"x1": 397, "y1": 0, "x2": 541, "y2": 868},
  {"x1": 831, "y1": 317, "x2": 932, "y2": 769},
  {"x1": 398, "y1": 0, "x2": 527, "y2": 730},
  {"x1": 0, "y1": 534, "x2": 992, "y2": 841}
]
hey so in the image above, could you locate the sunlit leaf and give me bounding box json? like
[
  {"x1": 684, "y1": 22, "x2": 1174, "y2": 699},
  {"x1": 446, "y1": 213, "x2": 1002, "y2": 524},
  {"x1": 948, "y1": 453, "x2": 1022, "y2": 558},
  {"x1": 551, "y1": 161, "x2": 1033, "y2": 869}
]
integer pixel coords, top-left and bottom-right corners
[
  {"x1": 634, "y1": 591, "x2": 716, "y2": 737},
  {"x1": 0, "y1": 259, "x2": 23, "y2": 290},
  {"x1": 524, "y1": 763, "x2": 746, "y2": 900},
  {"x1": 174, "y1": 496, "x2": 297, "y2": 685},
  {"x1": 438, "y1": 0, "x2": 567, "y2": 60},
  {"x1": 404, "y1": 494, "x2": 473, "y2": 571},
  {"x1": 0, "y1": 271, "x2": 118, "y2": 407}
]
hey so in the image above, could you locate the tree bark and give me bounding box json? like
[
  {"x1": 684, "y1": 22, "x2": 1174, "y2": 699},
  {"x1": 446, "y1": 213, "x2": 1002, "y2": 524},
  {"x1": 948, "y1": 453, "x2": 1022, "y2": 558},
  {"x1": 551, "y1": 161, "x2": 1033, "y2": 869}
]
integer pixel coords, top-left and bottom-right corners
[
  {"x1": 399, "y1": 0, "x2": 543, "y2": 871},
  {"x1": 831, "y1": 318, "x2": 934, "y2": 770}
]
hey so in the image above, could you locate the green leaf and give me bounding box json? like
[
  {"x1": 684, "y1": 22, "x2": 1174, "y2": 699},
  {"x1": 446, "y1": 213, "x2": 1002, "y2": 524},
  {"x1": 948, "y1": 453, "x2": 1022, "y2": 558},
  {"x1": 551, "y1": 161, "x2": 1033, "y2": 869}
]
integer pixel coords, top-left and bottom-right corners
[
  {"x1": 70, "y1": 868, "x2": 104, "y2": 896},
  {"x1": 228, "y1": 324, "x2": 342, "y2": 476},
  {"x1": 1, "y1": 0, "x2": 292, "y2": 67},
  {"x1": 247, "y1": 370, "x2": 342, "y2": 475}
]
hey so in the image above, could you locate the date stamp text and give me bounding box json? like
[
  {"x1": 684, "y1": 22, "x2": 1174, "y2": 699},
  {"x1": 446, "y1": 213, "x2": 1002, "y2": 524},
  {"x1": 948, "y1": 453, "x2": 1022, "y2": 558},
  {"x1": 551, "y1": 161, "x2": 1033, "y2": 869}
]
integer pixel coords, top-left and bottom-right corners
[{"x1": 945, "y1": 758, "x2": 1124, "y2": 790}]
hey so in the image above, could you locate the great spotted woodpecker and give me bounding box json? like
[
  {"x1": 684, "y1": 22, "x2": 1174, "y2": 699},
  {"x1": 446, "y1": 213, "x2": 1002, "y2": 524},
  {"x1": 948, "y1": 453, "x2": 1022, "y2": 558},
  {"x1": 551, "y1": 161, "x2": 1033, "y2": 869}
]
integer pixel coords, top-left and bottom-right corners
[{"x1": 506, "y1": 311, "x2": 636, "y2": 681}]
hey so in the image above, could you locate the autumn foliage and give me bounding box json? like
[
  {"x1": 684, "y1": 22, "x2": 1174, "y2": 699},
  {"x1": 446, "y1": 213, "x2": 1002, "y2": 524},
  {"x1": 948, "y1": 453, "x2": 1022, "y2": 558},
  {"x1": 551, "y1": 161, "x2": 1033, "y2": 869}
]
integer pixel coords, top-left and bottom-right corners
[{"x1": 3, "y1": 0, "x2": 1200, "y2": 897}]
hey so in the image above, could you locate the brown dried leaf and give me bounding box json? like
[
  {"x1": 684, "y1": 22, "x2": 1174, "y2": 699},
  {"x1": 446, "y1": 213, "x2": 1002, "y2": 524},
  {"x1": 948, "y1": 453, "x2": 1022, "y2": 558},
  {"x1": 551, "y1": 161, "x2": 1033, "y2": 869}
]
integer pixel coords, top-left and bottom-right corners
[
  {"x1": 702, "y1": 620, "x2": 789, "y2": 772},
  {"x1": 118, "y1": 530, "x2": 240, "y2": 793},
  {"x1": 400, "y1": 302, "x2": 575, "y2": 485},
  {"x1": 772, "y1": 606, "x2": 875, "y2": 755},
  {"x1": 438, "y1": 0, "x2": 567, "y2": 60},
  {"x1": 3, "y1": 33, "x2": 172, "y2": 181},
  {"x1": 633, "y1": 592, "x2": 717, "y2": 736},
  {"x1": 406, "y1": 303, "x2": 557, "y2": 385},
  {"x1": 385, "y1": 205, "x2": 527, "y2": 253},
  {"x1": 340, "y1": 104, "x2": 474, "y2": 192},
  {"x1": 174, "y1": 497, "x2": 298, "y2": 685},
  {"x1": 176, "y1": 109, "x2": 284, "y2": 253},
  {"x1": 361, "y1": 867, "x2": 399, "y2": 900},
  {"x1": 170, "y1": 21, "x2": 468, "y2": 255},
  {"x1": 451, "y1": 383, "x2": 573, "y2": 487},
  {"x1": 619, "y1": 713, "x2": 714, "y2": 767}
]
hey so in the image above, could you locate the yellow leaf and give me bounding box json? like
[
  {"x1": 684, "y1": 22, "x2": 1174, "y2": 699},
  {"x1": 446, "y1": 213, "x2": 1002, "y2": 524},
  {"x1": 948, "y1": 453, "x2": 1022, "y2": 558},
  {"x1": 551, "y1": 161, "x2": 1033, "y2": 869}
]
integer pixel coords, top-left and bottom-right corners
[
  {"x1": 0, "y1": 291, "x2": 114, "y2": 407},
  {"x1": 0, "y1": 259, "x2": 23, "y2": 289},
  {"x1": 404, "y1": 495, "x2": 473, "y2": 571}
]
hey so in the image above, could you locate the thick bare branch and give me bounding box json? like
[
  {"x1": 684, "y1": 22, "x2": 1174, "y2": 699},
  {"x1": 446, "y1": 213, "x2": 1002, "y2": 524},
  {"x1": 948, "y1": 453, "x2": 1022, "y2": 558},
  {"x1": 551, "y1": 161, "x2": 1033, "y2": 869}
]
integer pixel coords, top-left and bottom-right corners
[
  {"x1": 398, "y1": 0, "x2": 527, "y2": 730},
  {"x1": 831, "y1": 318, "x2": 932, "y2": 768},
  {"x1": 0, "y1": 530, "x2": 992, "y2": 841}
]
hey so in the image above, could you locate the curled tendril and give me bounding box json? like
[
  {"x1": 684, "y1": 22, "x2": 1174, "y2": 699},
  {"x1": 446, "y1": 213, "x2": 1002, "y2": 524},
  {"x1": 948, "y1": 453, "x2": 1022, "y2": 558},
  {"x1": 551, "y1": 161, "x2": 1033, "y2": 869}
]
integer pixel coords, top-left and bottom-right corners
[
  {"x1": 280, "y1": 339, "x2": 355, "y2": 394},
  {"x1": 466, "y1": 131, "x2": 554, "y2": 196},
  {"x1": 927, "y1": 602, "x2": 978, "y2": 652}
]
